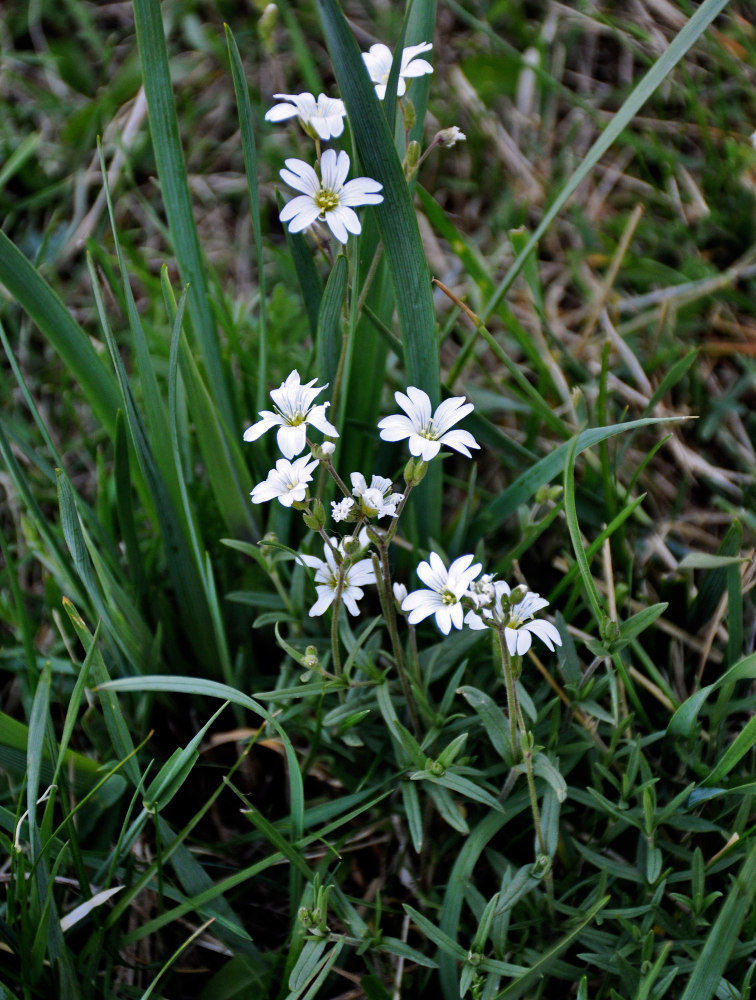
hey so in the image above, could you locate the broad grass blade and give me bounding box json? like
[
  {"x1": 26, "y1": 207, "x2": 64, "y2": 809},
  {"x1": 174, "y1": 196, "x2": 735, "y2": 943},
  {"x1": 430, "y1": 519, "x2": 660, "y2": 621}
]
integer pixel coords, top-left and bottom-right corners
[
  {"x1": 0, "y1": 230, "x2": 120, "y2": 435},
  {"x1": 225, "y1": 24, "x2": 268, "y2": 412},
  {"x1": 132, "y1": 0, "x2": 232, "y2": 427}
]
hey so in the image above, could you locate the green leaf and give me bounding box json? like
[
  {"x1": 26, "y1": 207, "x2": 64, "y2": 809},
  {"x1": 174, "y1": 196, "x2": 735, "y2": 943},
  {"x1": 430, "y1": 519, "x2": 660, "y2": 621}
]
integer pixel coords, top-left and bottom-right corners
[
  {"x1": 315, "y1": 0, "x2": 441, "y2": 536},
  {"x1": 678, "y1": 554, "x2": 749, "y2": 569},
  {"x1": 132, "y1": 0, "x2": 232, "y2": 426},
  {"x1": 0, "y1": 230, "x2": 120, "y2": 435},
  {"x1": 679, "y1": 841, "x2": 756, "y2": 1000},
  {"x1": 667, "y1": 653, "x2": 756, "y2": 737},
  {"x1": 316, "y1": 254, "x2": 348, "y2": 394},
  {"x1": 491, "y1": 896, "x2": 610, "y2": 999},
  {"x1": 563, "y1": 432, "x2": 605, "y2": 625},
  {"x1": 143, "y1": 703, "x2": 228, "y2": 812},
  {"x1": 471, "y1": 417, "x2": 686, "y2": 537},
  {"x1": 225, "y1": 24, "x2": 268, "y2": 412},
  {"x1": 703, "y1": 715, "x2": 756, "y2": 787},
  {"x1": 614, "y1": 603, "x2": 669, "y2": 650}
]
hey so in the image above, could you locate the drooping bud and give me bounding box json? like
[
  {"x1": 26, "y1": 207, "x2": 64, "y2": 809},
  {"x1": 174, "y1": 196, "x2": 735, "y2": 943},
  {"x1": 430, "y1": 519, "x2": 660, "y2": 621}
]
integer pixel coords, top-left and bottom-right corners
[{"x1": 436, "y1": 125, "x2": 466, "y2": 147}]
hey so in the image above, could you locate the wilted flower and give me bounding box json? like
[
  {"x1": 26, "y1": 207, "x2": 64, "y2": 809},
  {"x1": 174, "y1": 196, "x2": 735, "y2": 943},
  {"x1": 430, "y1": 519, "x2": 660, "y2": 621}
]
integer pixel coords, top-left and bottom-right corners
[
  {"x1": 465, "y1": 582, "x2": 562, "y2": 655},
  {"x1": 402, "y1": 553, "x2": 481, "y2": 635},
  {"x1": 350, "y1": 472, "x2": 403, "y2": 519},
  {"x1": 250, "y1": 455, "x2": 319, "y2": 507},
  {"x1": 437, "y1": 125, "x2": 466, "y2": 147},
  {"x1": 279, "y1": 149, "x2": 383, "y2": 244},
  {"x1": 362, "y1": 41, "x2": 434, "y2": 100},
  {"x1": 264, "y1": 92, "x2": 347, "y2": 141},
  {"x1": 300, "y1": 538, "x2": 376, "y2": 616},
  {"x1": 378, "y1": 387, "x2": 480, "y2": 461}
]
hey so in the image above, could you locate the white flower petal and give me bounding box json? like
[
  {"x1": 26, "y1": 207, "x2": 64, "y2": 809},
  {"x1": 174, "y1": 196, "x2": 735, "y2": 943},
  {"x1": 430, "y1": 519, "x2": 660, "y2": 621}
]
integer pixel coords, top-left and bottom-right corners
[
  {"x1": 280, "y1": 158, "x2": 320, "y2": 195},
  {"x1": 265, "y1": 104, "x2": 300, "y2": 122},
  {"x1": 340, "y1": 177, "x2": 384, "y2": 206},
  {"x1": 325, "y1": 210, "x2": 350, "y2": 244},
  {"x1": 438, "y1": 429, "x2": 480, "y2": 457},
  {"x1": 276, "y1": 423, "x2": 307, "y2": 459}
]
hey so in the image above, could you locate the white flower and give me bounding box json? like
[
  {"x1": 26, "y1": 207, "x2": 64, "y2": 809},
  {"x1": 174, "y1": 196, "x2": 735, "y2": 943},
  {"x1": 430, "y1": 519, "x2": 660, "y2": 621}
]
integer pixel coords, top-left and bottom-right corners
[
  {"x1": 377, "y1": 387, "x2": 480, "y2": 462},
  {"x1": 279, "y1": 149, "x2": 383, "y2": 245},
  {"x1": 393, "y1": 582, "x2": 408, "y2": 606},
  {"x1": 250, "y1": 455, "x2": 318, "y2": 507},
  {"x1": 264, "y1": 92, "x2": 347, "y2": 141},
  {"x1": 402, "y1": 553, "x2": 481, "y2": 635},
  {"x1": 331, "y1": 497, "x2": 355, "y2": 522},
  {"x1": 350, "y1": 472, "x2": 403, "y2": 519},
  {"x1": 243, "y1": 370, "x2": 338, "y2": 459},
  {"x1": 465, "y1": 582, "x2": 562, "y2": 655},
  {"x1": 362, "y1": 42, "x2": 433, "y2": 101},
  {"x1": 300, "y1": 538, "x2": 376, "y2": 616}
]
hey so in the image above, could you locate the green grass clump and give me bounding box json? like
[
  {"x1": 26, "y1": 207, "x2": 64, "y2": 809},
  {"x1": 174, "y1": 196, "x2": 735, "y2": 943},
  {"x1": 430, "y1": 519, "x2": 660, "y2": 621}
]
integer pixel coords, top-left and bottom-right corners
[{"x1": 1, "y1": 0, "x2": 754, "y2": 997}]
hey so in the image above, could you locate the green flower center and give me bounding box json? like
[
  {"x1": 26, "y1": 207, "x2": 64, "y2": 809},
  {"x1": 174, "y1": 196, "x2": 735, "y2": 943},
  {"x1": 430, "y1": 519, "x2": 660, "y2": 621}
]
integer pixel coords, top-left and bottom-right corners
[
  {"x1": 315, "y1": 188, "x2": 340, "y2": 213},
  {"x1": 441, "y1": 590, "x2": 457, "y2": 606}
]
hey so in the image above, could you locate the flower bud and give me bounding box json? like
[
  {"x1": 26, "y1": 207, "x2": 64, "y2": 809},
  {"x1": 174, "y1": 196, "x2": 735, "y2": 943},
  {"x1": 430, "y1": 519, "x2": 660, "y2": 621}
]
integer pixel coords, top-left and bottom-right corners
[
  {"x1": 404, "y1": 458, "x2": 428, "y2": 486},
  {"x1": 404, "y1": 140, "x2": 421, "y2": 178},
  {"x1": 258, "y1": 3, "x2": 278, "y2": 53},
  {"x1": 509, "y1": 584, "x2": 528, "y2": 605},
  {"x1": 342, "y1": 535, "x2": 361, "y2": 555},
  {"x1": 402, "y1": 98, "x2": 416, "y2": 131},
  {"x1": 302, "y1": 498, "x2": 325, "y2": 531},
  {"x1": 535, "y1": 483, "x2": 562, "y2": 504},
  {"x1": 320, "y1": 440, "x2": 336, "y2": 456},
  {"x1": 601, "y1": 617, "x2": 621, "y2": 642}
]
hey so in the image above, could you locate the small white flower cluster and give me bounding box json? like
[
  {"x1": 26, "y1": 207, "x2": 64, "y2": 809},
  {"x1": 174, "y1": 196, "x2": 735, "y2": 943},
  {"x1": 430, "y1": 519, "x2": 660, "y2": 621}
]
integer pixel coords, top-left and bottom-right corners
[
  {"x1": 245, "y1": 372, "x2": 480, "y2": 619},
  {"x1": 401, "y1": 554, "x2": 562, "y2": 654},
  {"x1": 263, "y1": 41, "x2": 452, "y2": 245}
]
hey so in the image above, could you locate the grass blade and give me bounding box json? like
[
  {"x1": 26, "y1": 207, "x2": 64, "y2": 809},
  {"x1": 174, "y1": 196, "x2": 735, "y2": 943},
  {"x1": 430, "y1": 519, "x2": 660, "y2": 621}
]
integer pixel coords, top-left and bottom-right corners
[
  {"x1": 225, "y1": 24, "x2": 268, "y2": 413},
  {"x1": 132, "y1": 0, "x2": 232, "y2": 427},
  {"x1": 0, "y1": 230, "x2": 120, "y2": 435}
]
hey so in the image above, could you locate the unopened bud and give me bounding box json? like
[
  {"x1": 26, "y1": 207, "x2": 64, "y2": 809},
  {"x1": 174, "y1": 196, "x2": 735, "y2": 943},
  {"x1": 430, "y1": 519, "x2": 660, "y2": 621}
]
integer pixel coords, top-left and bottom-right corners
[
  {"x1": 342, "y1": 535, "x2": 360, "y2": 555},
  {"x1": 298, "y1": 906, "x2": 313, "y2": 927},
  {"x1": 601, "y1": 617, "x2": 620, "y2": 642},
  {"x1": 404, "y1": 140, "x2": 421, "y2": 178},
  {"x1": 402, "y1": 98, "x2": 416, "y2": 131},
  {"x1": 302, "y1": 498, "x2": 325, "y2": 531},
  {"x1": 535, "y1": 484, "x2": 562, "y2": 504},
  {"x1": 258, "y1": 3, "x2": 278, "y2": 53},
  {"x1": 404, "y1": 458, "x2": 428, "y2": 486},
  {"x1": 320, "y1": 440, "x2": 336, "y2": 456},
  {"x1": 509, "y1": 584, "x2": 528, "y2": 605}
]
